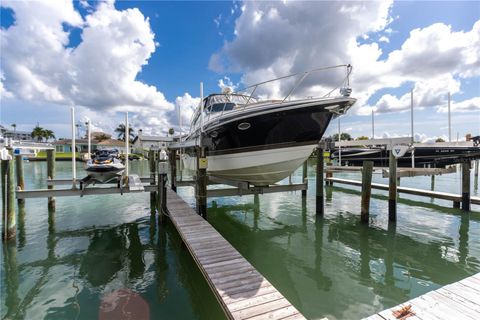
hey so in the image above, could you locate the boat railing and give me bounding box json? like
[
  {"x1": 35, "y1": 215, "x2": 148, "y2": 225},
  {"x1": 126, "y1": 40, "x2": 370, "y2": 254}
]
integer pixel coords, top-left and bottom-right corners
[
  {"x1": 196, "y1": 64, "x2": 353, "y2": 132},
  {"x1": 238, "y1": 64, "x2": 352, "y2": 105}
]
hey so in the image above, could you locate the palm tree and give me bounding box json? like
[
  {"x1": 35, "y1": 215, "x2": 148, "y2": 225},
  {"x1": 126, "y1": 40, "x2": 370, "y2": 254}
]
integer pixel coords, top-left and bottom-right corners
[
  {"x1": 95, "y1": 133, "x2": 110, "y2": 142},
  {"x1": 43, "y1": 129, "x2": 55, "y2": 142},
  {"x1": 11, "y1": 124, "x2": 16, "y2": 135},
  {"x1": 114, "y1": 124, "x2": 135, "y2": 142},
  {"x1": 31, "y1": 126, "x2": 44, "y2": 142}
]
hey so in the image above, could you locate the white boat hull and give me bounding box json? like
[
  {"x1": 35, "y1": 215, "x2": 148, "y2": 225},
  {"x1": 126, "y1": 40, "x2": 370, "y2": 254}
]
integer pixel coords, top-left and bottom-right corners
[{"x1": 182, "y1": 144, "x2": 316, "y2": 186}]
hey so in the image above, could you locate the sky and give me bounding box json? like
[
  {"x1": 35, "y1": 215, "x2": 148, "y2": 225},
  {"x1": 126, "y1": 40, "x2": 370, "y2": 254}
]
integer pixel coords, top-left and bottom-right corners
[{"x1": 1, "y1": 0, "x2": 479, "y2": 142}]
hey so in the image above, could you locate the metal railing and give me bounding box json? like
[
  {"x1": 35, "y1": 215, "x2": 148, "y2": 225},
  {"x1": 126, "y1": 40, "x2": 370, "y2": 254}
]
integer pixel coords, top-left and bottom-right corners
[{"x1": 192, "y1": 64, "x2": 353, "y2": 133}]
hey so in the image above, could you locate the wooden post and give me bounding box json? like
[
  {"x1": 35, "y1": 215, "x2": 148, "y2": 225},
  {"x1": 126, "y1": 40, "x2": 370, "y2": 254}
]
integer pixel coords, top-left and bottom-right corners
[
  {"x1": 15, "y1": 155, "x2": 25, "y2": 206},
  {"x1": 360, "y1": 161, "x2": 373, "y2": 223},
  {"x1": 148, "y1": 150, "x2": 156, "y2": 214},
  {"x1": 196, "y1": 147, "x2": 207, "y2": 219},
  {"x1": 302, "y1": 161, "x2": 307, "y2": 197},
  {"x1": 169, "y1": 149, "x2": 177, "y2": 192},
  {"x1": 475, "y1": 160, "x2": 479, "y2": 192},
  {"x1": 2, "y1": 158, "x2": 16, "y2": 240},
  {"x1": 157, "y1": 154, "x2": 168, "y2": 224},
  {"x1": 461, "y1": 162, "x2": 470, "y2": 211},
  {"x1": 316, "y1": 145, "x2": 324, "y2": 215},
  {"x1": 46, "y1": 150, "x2": 55, "y2": 210},
  {"x1": 325, "y1": 171, "x2": 332, "y2": 186},
  {"x1": 453, "y1": 201, "x2": 460, "y2": 209},
  {"x1": 388, "y1": 150, "x2": 397, "y2": 221},
  {"x1": 431, "y1": 174, "x2": 435, "y2": 191}
]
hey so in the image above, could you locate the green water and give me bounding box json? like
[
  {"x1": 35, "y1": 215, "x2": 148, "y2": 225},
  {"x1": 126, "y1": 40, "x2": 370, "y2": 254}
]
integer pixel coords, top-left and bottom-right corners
[{"x1": 1, "y1": 160, "x2": 479, "y2": 319}]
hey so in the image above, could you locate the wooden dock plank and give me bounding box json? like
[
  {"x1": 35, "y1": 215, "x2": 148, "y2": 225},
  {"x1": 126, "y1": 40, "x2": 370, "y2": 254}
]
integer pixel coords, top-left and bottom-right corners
[
  {"x1": 365, "y1": 273, "x2": 480, "y2": 320},
  {"x1": 166, "y1": 189, "x2": 305, "y2": 320}
]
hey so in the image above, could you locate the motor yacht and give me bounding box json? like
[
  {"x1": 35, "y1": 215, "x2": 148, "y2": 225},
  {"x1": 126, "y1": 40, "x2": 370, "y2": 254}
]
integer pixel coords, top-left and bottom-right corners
[{"x1": 182, "y1": 65, "x2": 356, "y2": 185}]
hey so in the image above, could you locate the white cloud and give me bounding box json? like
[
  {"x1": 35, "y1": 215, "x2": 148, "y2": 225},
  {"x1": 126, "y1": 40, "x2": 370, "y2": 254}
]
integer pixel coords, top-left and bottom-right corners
[
  {"x1": 1, "y1": 0, "x2": 174, "y2": 134},
  {"x1": 210, "y1": 2, "x2": 480, "y2": 117},
  {"x1": 217, "y1": 76, "x2": 238, "y2": 92},
  {"x1": 174, "y1": 93, "x2": 200, "y2": 134},
  {"x1": 437, "y1": 96, "x2": 480, "y2": 113},
  {"x1": 378, "y1": 36, "x2": 389, "y2": 43}
]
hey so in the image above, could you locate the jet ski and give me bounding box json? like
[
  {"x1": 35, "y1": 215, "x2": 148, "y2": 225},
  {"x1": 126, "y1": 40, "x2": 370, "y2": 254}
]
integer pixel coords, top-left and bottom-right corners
[{"x1": 85, "y1": 148, "x2": 125, "y2": 184}]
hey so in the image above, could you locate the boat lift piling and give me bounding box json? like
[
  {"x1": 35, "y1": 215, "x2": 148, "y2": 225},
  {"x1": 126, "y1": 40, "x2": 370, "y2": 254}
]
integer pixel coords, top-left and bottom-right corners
[
  {"x1": 169, "y1": 149, "x2": 177, "y2": 192},
  {"x1": 388, "y1": 150, "x2": 398, "y2": 221},
  {"x1": 316, "y1": 144, "x2": 324, "y2": 215},
  {"x1": 157, "y1": 150, "x2": 168, "y2": 224},
  {"x1": 462, "y1": 162, "x2": 470, "y2": 211},
  {"x1": 302, "y1": 161, "x2": 308, "y2": 198},
  {"x1": 2, "y1": 158, "x2": 16, "y2": 241},
  {"x1": 15, "y1": 155, "x2": 25, "y2": 207},
  {"x1": 360, "y1": 161, "x2": 373, "y2": 223},
  {"x1": 148, "y1": 150, "x2": 157, "y2": 214},
  {"x1": 47, "y1": 150, "x2": 56, "y2": 210}
]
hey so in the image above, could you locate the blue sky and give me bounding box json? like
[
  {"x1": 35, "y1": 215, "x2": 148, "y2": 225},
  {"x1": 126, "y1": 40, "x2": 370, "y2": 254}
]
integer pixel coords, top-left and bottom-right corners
[{"x1": 1, "y1": 1, "x2": 479, "y2": 142}]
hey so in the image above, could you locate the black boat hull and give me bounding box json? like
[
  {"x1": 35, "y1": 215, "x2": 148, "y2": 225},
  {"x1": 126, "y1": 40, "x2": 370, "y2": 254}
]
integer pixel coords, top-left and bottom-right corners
[{"x1": 202, "y1": 99, "x2": 353, "y2": 156}]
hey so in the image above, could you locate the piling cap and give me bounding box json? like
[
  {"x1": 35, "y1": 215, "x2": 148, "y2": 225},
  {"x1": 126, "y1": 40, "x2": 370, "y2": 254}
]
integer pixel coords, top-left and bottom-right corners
[{"x1": 159, "y1": 149, "x2": 168, "y2": 161}]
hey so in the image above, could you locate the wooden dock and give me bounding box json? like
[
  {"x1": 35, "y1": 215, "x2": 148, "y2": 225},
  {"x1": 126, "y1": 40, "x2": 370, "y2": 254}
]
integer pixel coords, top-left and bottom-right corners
[
  {"x1": 166, "y1": 189, "x2": 306, "y2": 320},
  {"x1": 363, "y1": 272, "x2": 480, "y2": 320},
  {"x1": 326, "y1": 177, "x2": 480, "y2": 206}
]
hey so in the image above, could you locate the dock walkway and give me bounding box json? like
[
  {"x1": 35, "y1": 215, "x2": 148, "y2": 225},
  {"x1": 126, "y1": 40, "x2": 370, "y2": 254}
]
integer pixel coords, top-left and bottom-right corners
[
  {"x1": 364, "y1": 272, "x2": 480, "y2": 320},
  {"x1": 166, "y1": 189, "x2": 305, "y2": 320}
]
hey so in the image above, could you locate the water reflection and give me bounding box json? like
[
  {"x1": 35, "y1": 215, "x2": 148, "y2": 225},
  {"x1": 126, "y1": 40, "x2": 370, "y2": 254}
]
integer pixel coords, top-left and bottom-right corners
[
  {"x1": 204, "y1": 170, "x2": 479, "y2": 319},
  {"x1": 2, "y1": 216, "x2": 224, "y2": 320}
]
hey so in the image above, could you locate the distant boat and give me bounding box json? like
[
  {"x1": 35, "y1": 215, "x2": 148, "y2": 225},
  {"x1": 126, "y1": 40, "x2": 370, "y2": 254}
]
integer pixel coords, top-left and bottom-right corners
[
  {"x1": 85, "y1": 148, "x2": 125, "y2": 184},
  {"x1": 331, "y1": 142, "x2": 480, "y2": 167},
  {"x1": 182, "y1": 65, "x2": 356, "y2": 186}
]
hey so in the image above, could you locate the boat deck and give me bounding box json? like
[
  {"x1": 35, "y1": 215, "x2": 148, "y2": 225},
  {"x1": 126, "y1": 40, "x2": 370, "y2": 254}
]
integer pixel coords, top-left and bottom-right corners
[
  {"x1": 166, "y1": 189, "x2": 306, "y2": 320},
  {"x1": 363, "y1": 272, "x2": 480, "y2": 320}
]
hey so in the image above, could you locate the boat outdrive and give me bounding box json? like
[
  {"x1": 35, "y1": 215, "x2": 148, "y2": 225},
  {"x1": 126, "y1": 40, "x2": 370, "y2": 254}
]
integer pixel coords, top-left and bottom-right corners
[{"x1": 85, "y1": 149, "x2": 125, "y2": 184}]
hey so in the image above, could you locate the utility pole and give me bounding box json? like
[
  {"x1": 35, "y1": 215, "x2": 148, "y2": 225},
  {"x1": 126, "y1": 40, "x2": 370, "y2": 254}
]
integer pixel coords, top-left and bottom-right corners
[
  {"x1": 411, "y1": 89, "x2": 415, "y2": 168},
  {"x1": 371, "y1": 109, "x2": 375, "y2": 139},
  {"x1": 448, "y1": 92, "x2": 452, "y2": 142}
]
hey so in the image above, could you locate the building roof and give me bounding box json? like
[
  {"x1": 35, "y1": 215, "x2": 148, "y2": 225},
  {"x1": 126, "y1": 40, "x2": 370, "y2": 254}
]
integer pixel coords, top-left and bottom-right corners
[
  {"x1": 97, "y1": 139, "x2": 125, "y2": 147},
  {"x1": 53, "y1": 139, "x2": 92, "y2": 145},
  {"x1": 132, "y1": 135, "x2": 173, "y2": 144}
]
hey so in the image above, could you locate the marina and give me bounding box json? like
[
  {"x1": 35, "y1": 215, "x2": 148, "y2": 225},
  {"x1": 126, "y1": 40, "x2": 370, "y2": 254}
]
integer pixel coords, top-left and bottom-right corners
[
  {"x1": 2, "y1": 148, "x2": 480, "y2": 319},
  {"x1": 2, "y1": 2, "x2": 480, "y2": 319}
]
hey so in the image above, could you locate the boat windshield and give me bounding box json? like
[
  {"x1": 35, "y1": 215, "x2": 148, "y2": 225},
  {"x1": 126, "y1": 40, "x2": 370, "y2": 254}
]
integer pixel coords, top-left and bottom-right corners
[{"x1": 205, "y1": 94, "x2": 255, "y2": 113}]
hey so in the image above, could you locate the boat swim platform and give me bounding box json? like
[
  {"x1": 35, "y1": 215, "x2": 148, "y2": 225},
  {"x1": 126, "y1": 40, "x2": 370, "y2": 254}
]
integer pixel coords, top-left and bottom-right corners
[
  {"x1": 363, "y1": 272, "x2": 480, "y2": 320},
  {"x1": 325, "y1": 177, "x2": 480, "y2": 206},
  {"x1": 165, "y1": 189, "x2": 306, "y2": 320}
]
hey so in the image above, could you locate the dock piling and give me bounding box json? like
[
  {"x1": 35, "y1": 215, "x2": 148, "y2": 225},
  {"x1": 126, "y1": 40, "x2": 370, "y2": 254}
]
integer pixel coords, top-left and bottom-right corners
[
  {"x1": 461, "y1": 162, "x2": 470, "y2": 211},
  {"x1": 148, "y1": 150, "x2": 156, "y2": 214},
  {"x1": 15, "y1": 155, "x2": 25, "y2": 206},
  {"x1": 302, "y1": 161, "x2": 307, "y2": 197},
  {"x1": 196, "y1": 147, "x2": 207, "y2": 219},
  {"x1": 360, "y1": 161, "x2": 373, "y2": 223},
  {"x1": 2, "y1": 158, "x2": 16, "y2": 240},
  {"x1": 431, "y1": 174, "x2": 435, "y2": 191},
  {"x1": 157, "y1": 152, "x2": 168, "y2": 224},
  {"x1": 169, "y1": 149, "x2": 177, "y2": 192},
  {"x1": 388, "y1": 150, "x2": 397, "y2": 221},
  {"x1": 47, "y1": 150, "x2": 56, "y2": 210},
  {"x1": 316, "y1": 145, "x2": 324, "y2": 215}
]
